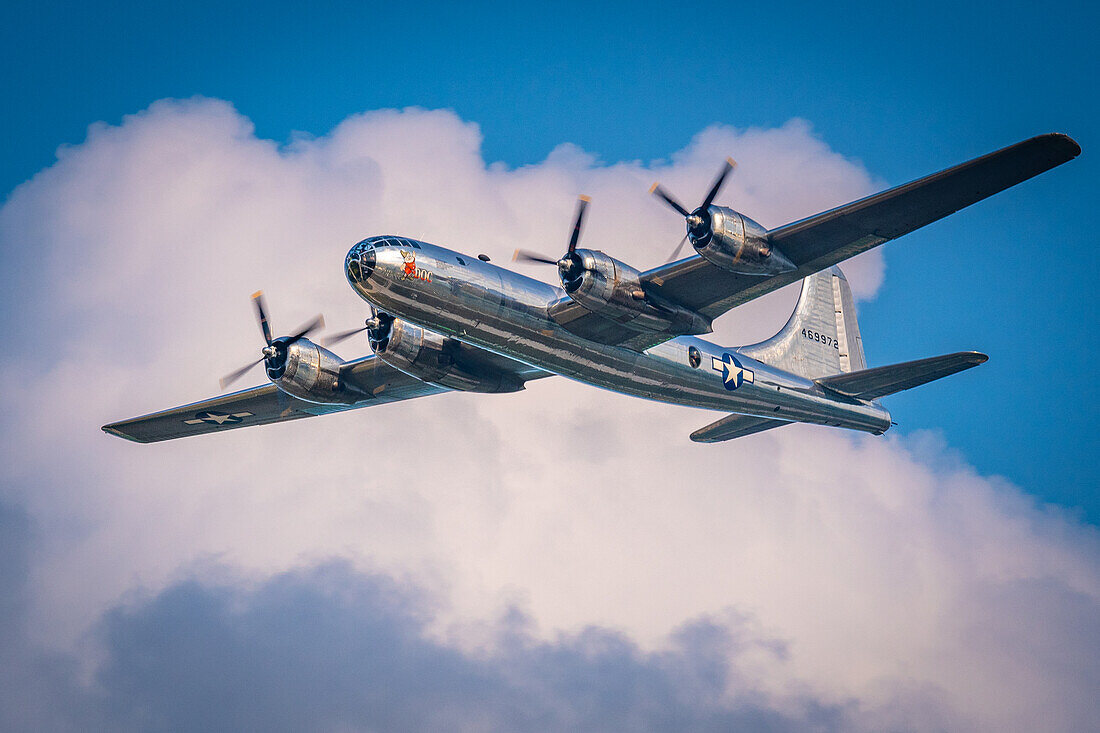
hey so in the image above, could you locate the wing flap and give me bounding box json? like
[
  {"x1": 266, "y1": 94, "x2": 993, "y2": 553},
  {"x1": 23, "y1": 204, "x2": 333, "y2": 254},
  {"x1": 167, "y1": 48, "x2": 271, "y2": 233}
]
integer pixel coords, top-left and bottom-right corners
[{"x1": 815, "y1": 351, "x2": 988, "y2": 401}]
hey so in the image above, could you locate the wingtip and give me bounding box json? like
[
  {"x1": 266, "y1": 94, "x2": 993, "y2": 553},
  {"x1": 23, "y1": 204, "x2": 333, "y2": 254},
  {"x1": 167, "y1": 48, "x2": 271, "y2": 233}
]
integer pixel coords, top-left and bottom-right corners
[
  {"x1": 957, "y1": 351, "x2": 990, "y2": 366},
  {"x1": 1037, "y1": 133, "x2": 1081, "y2": 160},
  {"x1": 648, "y1": 182, "x2": 659, "y2": 194},
  {"x1": 102, "y1": 424, "x2": 144, "y2": 443},
  {"x1": 1056, "y1": 133, "x2": 1082, "y2": 158},
  {"x1": 251, "y1": 290, "x2": 263, "y2": 300},
  {"x1": 579, "y1": 194, "x2": 591, "y2": 203}
]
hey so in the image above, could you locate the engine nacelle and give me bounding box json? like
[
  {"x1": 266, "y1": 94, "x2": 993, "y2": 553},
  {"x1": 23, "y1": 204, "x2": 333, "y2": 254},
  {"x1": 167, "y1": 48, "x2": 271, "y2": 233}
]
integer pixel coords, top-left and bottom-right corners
[
  {"x1": 270, "y1": 338, "x2": 358, "y2": 404},
  {"x1": 561, "y1": 249, "x2": 711, "y2": 334},
  {"x1": 693, "y1": 206, "x2": 796, "y2": 276},
  {"x1": 370, "y1": 317, "x2": 523, "y2": 393}
]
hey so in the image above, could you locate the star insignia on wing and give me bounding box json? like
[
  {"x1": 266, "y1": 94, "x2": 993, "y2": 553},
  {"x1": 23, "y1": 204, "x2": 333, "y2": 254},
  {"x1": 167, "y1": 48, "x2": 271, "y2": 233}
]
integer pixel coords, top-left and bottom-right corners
[{"x1": 183, "y1": 411, "x2": 253, "y2": 426}]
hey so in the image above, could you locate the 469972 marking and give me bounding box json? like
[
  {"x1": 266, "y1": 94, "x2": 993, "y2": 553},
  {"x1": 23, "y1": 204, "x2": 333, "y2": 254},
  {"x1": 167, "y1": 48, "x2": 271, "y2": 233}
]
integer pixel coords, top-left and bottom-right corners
[{"x1": 802, "y1": 328, "x2": 839, "y2": 349}]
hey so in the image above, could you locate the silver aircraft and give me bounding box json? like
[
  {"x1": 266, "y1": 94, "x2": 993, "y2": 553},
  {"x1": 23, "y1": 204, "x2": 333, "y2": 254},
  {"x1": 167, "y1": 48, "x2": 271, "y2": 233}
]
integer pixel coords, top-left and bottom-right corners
[{"x1": 103, "y1": 134, "x2": 1080, "y2": 444}]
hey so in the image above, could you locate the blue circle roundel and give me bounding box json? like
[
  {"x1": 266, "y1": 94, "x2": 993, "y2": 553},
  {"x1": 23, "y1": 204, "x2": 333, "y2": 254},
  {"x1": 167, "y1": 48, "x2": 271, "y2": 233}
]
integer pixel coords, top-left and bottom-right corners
[{"x1": 711, "y1": 353, "x2": 755, "y2": 390}]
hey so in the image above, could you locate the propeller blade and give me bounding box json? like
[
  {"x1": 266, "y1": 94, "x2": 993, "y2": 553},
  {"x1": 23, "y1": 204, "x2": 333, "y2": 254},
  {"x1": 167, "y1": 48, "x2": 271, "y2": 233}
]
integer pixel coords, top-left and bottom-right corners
[
  {"x1": 251, "y1": 291, "x2": 273, "y2": 346},
  {"x1": 699, "y1": 157, "x2": 736, "y2": 211},
  {"x1": 321, "y1": 325, "x2": 369, "y2": 348},
  {"x1": 566, "y1": 195, "x2": 590, "y2": 253},
  {"x1": 219, "y1": 356, "x2": 265, "y2": 390},
  {"x1": 512, "y1": 248, "x2": 560, "y2": 265},
  {"x1": 666, "y1": 233, "x2": 691, "y2": 263},
  {"x1": 287, "y1": 314, "x2": 325, "y2": 344},
  {"x1": 649, "y1": 183, "x2": 691, "y2": 217}
]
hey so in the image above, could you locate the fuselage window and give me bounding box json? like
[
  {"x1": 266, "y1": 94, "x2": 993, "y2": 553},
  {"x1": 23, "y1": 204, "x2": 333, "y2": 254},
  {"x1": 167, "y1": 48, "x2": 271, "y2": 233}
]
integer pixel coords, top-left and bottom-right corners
[{"x1": 688, "y1": 346, "x2": 701, "y2": 368}]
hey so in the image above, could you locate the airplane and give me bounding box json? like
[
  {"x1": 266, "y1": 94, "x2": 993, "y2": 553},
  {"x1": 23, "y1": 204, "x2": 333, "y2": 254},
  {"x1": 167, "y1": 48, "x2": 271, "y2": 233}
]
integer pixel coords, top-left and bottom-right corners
[{"x1": 103, "y1": 133, "x2": 1080, "y2": 444}]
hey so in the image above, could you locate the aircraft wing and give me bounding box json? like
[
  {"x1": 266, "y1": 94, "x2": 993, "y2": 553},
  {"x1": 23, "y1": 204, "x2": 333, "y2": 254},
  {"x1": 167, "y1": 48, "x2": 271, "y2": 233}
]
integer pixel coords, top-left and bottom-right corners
[
  {"x1": 555, "y1": 133, "x2": 1080, "y2": 351},
  {"x1": 102, "y1": 355, "x2": 448, "y2": 443}
]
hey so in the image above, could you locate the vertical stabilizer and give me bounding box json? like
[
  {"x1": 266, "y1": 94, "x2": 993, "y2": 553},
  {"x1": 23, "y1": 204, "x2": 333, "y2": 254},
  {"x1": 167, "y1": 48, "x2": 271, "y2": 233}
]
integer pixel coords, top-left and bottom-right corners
[{"x1": 740, "y1": 267, "x2": 866, "y2": 379}]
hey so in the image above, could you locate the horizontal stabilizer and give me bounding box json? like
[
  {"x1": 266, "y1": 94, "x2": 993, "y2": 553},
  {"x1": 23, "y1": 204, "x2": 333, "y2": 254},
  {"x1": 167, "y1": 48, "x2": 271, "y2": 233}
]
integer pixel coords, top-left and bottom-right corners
[
  {"x1": 816, "y1": 351, "x2": 988, "y2": 401},
  {"x1": 690, "y1": 413, "x2": 791, "y2": 443}
]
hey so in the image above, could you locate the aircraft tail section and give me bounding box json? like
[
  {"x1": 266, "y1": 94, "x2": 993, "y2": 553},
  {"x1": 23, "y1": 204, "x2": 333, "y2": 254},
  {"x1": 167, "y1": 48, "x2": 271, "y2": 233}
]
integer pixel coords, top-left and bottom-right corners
[
  {"x1": 740, "y1": 266, "x2": 865, "y2": 380},
  {"x1": 816, "y1": 352, "x2": 988, "y2": 401},
  {"x1": 690, "y1": 351, "x2": 986, "y2": 442},
  {"x1": 690, "y1": 413, "x2": 790, "y2": 443},
  {"x1": 694, "y1": 268, "x2": 989, "y2": 443}
]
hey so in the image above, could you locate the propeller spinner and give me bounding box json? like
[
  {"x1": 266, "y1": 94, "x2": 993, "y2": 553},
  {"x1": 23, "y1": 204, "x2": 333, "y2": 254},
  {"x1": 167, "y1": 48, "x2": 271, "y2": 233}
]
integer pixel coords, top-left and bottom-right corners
[
  {"x1": 320, "y1": 304, "x2": 391, "y2": 349},
  {"x1": 512, "y1": 194, "x2": 591, "y2": 288},
  {"x1": 219, "y1": 291, "x2": 325, "y2": 389},
  {"x1": 650, "y1": 157, "x2": 736, "y2": 262}
]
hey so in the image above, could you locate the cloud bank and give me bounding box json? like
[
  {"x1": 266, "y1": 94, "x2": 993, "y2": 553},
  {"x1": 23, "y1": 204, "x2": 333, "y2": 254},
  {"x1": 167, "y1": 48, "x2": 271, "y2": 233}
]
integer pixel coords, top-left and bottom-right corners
[
  {"x1": 0, "y1": 99, "x2": 1096, "y2": 731},
  {"x1": 0, "y1": 532, "x2": 845, "y2": 732}
]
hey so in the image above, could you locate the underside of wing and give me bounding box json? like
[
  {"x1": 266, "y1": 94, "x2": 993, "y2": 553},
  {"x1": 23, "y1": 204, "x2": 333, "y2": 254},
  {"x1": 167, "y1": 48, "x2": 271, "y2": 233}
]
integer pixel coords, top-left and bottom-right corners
[
  {"x1": 648, "y1": 133, "x2": 1080, "y2": 321},
  {"x1": 102, "y1": 356, "x2": 447, "y2": 443},
  {"x1": 553, "y1": 134, "x2": 1078, "y2": 350}
]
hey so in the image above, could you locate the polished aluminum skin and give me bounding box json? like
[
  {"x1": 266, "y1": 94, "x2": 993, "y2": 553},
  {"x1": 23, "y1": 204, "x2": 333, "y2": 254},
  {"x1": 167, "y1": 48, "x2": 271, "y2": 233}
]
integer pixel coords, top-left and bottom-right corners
[
  {"x1": 274, "y1": 339, "x2": 358, "y2": 404},
  {"x1": 345, "y1": 237, "x2": 892, "y2": 434},
  {"x1": 370, "y1": 316, "x2": 525, "y2": 393},
  {"x1": 693, "y1": 206, "x2": 796, "y2": 276},
  {"x1": 561, "y1": 248, "x2": 711, "y2": 335},
  {"x1": 102, "y1": 133, "x2": 1080, "y2": 444}
]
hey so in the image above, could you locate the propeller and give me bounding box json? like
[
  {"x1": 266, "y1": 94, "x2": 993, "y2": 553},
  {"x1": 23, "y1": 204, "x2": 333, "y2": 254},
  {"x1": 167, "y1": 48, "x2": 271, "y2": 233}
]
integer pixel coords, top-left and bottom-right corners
[
  {"x1": 650, "y1": 157, "x2": 736, "y2": 261},
  {"x1": 512, "y1": 195, "x2": 590, "y2": 288},
  {"x1": 321, "y1": 305, "x2": 389, "y2": 348},
  {"x1": 219, "y1": 291, "x2": 325, "y2": 389}
]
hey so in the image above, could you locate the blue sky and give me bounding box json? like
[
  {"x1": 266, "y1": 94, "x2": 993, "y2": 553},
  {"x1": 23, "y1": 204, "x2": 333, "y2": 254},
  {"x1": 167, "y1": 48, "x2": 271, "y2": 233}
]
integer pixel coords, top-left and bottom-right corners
[
  {"x1": 3, "y1": 0, "x2": 1096, "y2": 519},
  {"x1": 0, "y1": 3, "x2": 1098, "y2": 729}
]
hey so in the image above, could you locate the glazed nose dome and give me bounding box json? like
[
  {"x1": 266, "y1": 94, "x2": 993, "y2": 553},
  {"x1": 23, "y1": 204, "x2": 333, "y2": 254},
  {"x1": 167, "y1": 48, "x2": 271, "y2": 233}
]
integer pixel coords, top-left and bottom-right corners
[{"x1": 345, "y1": 240, "x2": 377, "y2": 284}]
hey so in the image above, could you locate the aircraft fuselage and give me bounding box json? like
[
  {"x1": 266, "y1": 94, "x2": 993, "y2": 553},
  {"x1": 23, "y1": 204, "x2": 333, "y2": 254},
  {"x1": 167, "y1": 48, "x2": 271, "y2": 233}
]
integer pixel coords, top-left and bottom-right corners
[
  {"x1": 346, "y1": 237, "x2": 891, "y2": 434},
  {"x1": 106, "y1": 134, "x2": 1081, "y2": 444}
]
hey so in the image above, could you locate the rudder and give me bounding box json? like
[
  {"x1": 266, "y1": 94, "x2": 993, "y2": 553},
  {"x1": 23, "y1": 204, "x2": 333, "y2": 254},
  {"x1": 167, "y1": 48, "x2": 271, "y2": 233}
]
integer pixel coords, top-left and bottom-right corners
[{"x1": 740, "y1": 267, "x2": 866, "y2": 379}]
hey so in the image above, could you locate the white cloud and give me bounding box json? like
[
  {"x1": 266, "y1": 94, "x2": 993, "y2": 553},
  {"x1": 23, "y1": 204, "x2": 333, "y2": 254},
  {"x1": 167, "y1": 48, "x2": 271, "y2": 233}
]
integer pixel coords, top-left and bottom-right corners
[{"x1": 0, "y1": 98, "x2": 1096, "y2": 731}]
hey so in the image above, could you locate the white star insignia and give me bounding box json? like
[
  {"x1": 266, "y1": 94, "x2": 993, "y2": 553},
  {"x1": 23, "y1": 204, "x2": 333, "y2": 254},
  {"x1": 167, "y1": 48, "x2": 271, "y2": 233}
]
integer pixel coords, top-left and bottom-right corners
[
  {"x1": 183, "y1": 411, "x2": 253, "y2": 426},
  {"x1": 712, "y1": 354, "x2": 754, "y2": 389}
]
